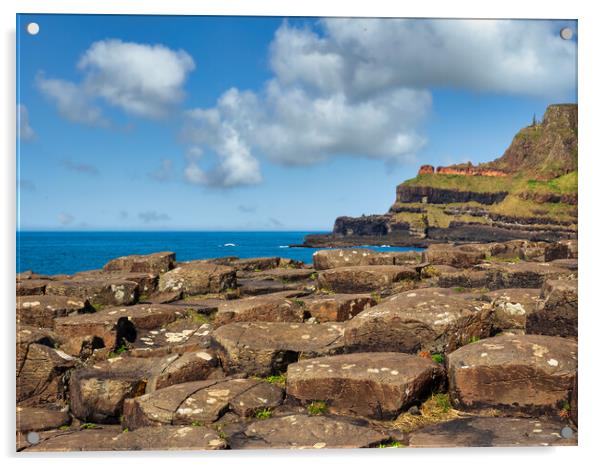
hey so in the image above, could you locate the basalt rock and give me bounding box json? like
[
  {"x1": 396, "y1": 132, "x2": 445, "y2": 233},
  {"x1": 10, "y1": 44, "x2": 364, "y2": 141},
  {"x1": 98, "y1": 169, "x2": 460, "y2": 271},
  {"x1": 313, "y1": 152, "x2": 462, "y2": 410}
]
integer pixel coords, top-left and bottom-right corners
[
  {"x1": 300, "y1": 293, "x2": 376, "y2": 322},
  {"x1": 17, "y1": 295, "x2": 93, "y2": 329},
  {"x1": 447, "y1": 334, "x2": 577, "y2": 415},
  {"x1": 526, "y1": 279, "x2": 578, "y2": 337},
  {"x1": 54, "y1": 304, "x2": 190, "y2": 356},
  {"x1": 317, "y1": 265, "x2": 418, "y2": 293},
  {"x1": 45, "y1": 278, "x2": 139, "y2": 306},
  {"x1": 212, "y1": 321, "x2": 346, "y2": 376},
  {"x1": 103, "y1": 251, "x2": 175, "y2": 274},
  {"x1": 122, "y1": 379, "x2": 283, "y2": 429},
  {"x1": 286, "y1": 352, "x2": 445, "y2": 419},
  {"x1": 408, "y1": 417, "x2": 577, "y2": 447},
  {"x1": 69, "y1": 352, "x2": 221, "y2": 423},
  {"x1": 231, "y1": 414, "x2": 388, "y2": 449},
  {"x1": 158, "y1": 263, "x2": 236, "y2": 296},
  {"x1": 312, "y1": 248, "x2": 420, "y2": 270},
  {"x1": 213, "y1": 292, "x2": 306, "y2": 326},
  {"x1": 344, "y1": 288, "x2": 494, "y2": 354}
]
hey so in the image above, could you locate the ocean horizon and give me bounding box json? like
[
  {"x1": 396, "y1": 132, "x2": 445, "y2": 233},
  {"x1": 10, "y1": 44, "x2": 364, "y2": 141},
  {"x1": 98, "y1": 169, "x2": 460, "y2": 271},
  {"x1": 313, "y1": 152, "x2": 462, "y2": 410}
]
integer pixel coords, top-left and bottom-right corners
[{"x1": 16, "y1": 230, "x2": 423, "y2": 275}]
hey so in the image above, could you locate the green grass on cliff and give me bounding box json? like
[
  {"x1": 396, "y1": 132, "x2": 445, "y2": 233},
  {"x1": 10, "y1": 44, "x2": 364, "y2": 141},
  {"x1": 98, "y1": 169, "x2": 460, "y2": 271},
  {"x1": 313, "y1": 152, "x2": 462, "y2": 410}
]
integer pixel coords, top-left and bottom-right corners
[
  {"x1": 403, "y1": 173, "x2": 515, "y2": 193},
  {"x1": 402, "y1": 171, "x2": 577, "y2": 195}
]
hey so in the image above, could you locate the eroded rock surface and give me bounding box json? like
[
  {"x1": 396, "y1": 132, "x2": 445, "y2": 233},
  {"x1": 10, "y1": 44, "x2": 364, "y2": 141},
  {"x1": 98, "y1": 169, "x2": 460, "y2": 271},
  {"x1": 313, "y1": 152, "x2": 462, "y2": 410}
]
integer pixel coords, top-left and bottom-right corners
[
  {"x1": 232, "y1": 414, "x2": 388, "y2": 449},
  {"x1": 317, "y1": 265, "x2": 418, "y2": 293},
  {"x1": 287, "y1": 352, "x2": 445, "y2": 419},
  {"x1": 123, "y1": 379, "x2": 283, "y2": 429},
  {"x1": 344, "y1": 288, "x2": 494, "y2": 354},
  {"x1": 409, "y1": 417, "x2": 577, "y2": 447},
  {"x1": 212, "y1": 321, "x2": 346, "y2": 376},
  {"x1": 447, "y1": 334, "x2": 577, "y2": 415}
]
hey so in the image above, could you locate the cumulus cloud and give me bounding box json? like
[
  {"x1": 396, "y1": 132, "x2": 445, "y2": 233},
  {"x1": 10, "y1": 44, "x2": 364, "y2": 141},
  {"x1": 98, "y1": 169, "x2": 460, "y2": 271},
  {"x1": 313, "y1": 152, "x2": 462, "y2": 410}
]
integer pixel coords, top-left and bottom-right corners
[
  {"x1": 36, "y1": 75, "x2": 108, "y2": 127},
  {"x1": 60, "y1": 158, "x2": 99, "y2": 175},
  {"x1": 272, "y1": 19, "x2": 576, "y2": 98},
  {"x1": 78, "y1": 39, "x2": 195, "y2": 118},
  {"x1": 181, "y1": 19, "x2": 575, "y2": 187},
  {"x1": 149, "y1": 158, "x2": 174, "y2": 182},
  {"x1": 37, "y1": 39, "x2": 195, "y2": 124},
  {"x1": 58, "y1": 212, "x2": 74, "y2": 225},
  {"x1": 17, "y1": 104, "x2": 35, "y2": 141},
  {"x1": 138, "y1": 210, "x2": 171, "y2": 223}
]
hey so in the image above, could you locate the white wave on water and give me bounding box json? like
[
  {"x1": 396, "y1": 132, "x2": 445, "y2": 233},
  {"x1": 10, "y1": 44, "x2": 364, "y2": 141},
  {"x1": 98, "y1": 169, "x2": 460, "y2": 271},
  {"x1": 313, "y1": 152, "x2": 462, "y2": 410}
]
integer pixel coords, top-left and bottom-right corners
[
  {"x1": 223, "y1": 243, "x2": 236, "y2": 247},
  {"x1": 380, "y1": 245, "x2": 391, "y2": 248},
  {"x1": 278, "y1": 245, "x2": 289, "y2": 248}
]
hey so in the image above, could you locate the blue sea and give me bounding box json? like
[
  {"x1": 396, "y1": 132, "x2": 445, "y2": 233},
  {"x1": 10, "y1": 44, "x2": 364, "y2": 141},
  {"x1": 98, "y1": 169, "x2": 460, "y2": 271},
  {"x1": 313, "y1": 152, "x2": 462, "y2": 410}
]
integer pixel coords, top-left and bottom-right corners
[{"x1": 16, "y1": 231, "x2": 423, "y2": 276}]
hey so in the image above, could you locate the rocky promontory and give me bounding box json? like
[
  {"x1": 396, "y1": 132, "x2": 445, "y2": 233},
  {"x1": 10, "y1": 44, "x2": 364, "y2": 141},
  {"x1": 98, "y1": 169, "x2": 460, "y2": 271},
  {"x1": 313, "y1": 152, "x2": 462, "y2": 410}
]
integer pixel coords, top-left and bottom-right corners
[
  {"x1": 16, "y1": 241, "x2": 577, "y2": 451},
  {"x1": 302, "y1": 104, "x2": 577, "y2": 248}
]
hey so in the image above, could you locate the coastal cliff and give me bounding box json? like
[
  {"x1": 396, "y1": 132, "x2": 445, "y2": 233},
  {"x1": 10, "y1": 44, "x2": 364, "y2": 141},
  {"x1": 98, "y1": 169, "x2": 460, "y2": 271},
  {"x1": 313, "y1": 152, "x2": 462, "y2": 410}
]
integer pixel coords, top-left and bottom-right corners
[{"x1": 302, "y1": 104, "x2": 577, "y2": 248}]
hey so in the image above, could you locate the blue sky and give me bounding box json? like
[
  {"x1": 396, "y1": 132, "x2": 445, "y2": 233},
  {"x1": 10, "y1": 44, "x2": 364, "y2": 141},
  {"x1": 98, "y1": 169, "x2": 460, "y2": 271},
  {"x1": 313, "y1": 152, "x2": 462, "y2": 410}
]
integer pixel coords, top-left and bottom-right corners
[{"x1": 16, "y1": 15, "x2": 577, "y2": 231}]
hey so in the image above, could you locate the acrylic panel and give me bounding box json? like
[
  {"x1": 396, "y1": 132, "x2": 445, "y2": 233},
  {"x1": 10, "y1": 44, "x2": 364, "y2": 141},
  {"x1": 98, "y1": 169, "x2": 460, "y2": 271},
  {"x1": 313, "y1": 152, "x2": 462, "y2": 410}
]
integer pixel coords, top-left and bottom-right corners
[{"x1": 16, "y1": 14, "x2": 578, "y2": 452}]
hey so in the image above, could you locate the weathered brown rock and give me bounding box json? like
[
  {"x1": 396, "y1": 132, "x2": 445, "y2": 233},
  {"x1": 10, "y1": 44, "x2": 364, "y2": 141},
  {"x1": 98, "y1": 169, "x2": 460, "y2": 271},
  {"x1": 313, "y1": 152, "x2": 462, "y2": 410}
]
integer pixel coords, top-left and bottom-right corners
[
  {"x1": 115, "y1": 425, "x2": 226, "y2": 450},
  {"x1": 484, "y1": 288, "x2": 542, "y2": 331},
  {"x1": 16, "y1": 279, "x2": 50, "y2": 296},
  {"x1": 526, "y1": 279, "x2": 577, "y2": 337},
  {"x1": 16, "y1": 406, "x2": 70, "y2": 433},
  {"x1": 476, "y1": 261, "x2": 573, "y2": 290},
  {"x1": 408, "y1": 417, "x2": 577, "y2": 447},
  {"x1": 287, "y1": 352, "x2": 445, "y2": 419},
  {"x1": 313, "y1": 248, "x2": 421, "y2": 270},
  {"x1": 17, "y1": 341, "x2": 76, "y2": 405},
  {"x1": 17, "y1": 295, "x2": 93, "y2": 328},
  {"x1": 249, "y1": 267, "x2": 315, "y2": 282},
  {"x1": 344, "y1": 288, "x2": 494, "y2": 354},
  {"x1": 232, "y1": 414, "x2": 388, "y2": 449},
  {"x1": 69, "y1": 352, "x2": 220, "y2": 422},
  {"x1": 212, "y1": 321, "x2": 346, "y2": 376},
  {"x1": 45, "y1": 277, "x2": 139, "y2": 306},
  {"x1": 447, "y1": 334, "x2": 577, "y2": 415},
  {"x1": 74, "y1": 270, "x2": 159, "y2": 296},
  {"x1": 435, "y1": 269, "x2": 489, "y2": 289},
  {"x1": 238, "y1": 278, "x2": 304, "y2": 296},
  {"x1": 123, "y1": 379, "x2": 283, "y2": 429},
  {"x1": 158, "y1": 263, "x2": 236, "y2": 296},
  {"x1": 424, "y1": 244, "x2": 486, "y2": 268},
  {"x1": 129, "y1": 319, "x2": 214, "y2": 358},
  {"x1": 214, "y1": 293, "x2": 305, "y2": 326},
  {"x1": 549, "y1": 258, "x2": 579, "y2": 271},
  {"x1": 544, "y1": 240, "x2": 578, "y2": 262},
  {"x1": 23, "y1": 426, "x2": 124, "y2": 452},
  {"x1": 103, "y1": 251, "x2": 175, "y2": 274},
  {"x1": 54, "y1": 304, "x2": 189, "y2": 355},
  {"x1": 300, "y1": 293, "x2": 376, "y2": 322},
  {"x1": 317, "y1": 265, "x2": 418, "y2": 293}
]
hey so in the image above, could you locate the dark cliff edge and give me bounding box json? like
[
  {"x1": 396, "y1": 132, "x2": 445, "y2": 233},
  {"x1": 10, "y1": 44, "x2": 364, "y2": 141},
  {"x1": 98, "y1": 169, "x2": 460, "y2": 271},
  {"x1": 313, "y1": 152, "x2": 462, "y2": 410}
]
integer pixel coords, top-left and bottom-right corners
[{"x1": 297, "y1": 104, "x2": 578, "y2": 248}]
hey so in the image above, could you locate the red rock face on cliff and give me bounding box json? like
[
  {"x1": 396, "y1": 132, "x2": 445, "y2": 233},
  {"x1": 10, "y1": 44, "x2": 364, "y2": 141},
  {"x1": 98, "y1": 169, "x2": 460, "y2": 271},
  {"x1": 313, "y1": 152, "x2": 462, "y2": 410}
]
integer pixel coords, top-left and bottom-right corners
[
  {"x1": 418, "y1": 165, "x2": 435, "y2": 175},
  {"x1": 434, "y1": 166, "x2": 508, "y2": 177}
]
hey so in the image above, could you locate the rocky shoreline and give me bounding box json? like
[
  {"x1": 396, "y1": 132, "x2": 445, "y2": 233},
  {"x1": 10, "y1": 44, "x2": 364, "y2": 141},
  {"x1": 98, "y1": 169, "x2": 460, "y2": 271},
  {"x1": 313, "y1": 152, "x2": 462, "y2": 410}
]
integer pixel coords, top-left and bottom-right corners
[
  {"x1": 16, "y1": 238, "x2": 578, "y2": 451},
  {"x1": 300, "y1": 104, "x2": 578, "y2": 249}
]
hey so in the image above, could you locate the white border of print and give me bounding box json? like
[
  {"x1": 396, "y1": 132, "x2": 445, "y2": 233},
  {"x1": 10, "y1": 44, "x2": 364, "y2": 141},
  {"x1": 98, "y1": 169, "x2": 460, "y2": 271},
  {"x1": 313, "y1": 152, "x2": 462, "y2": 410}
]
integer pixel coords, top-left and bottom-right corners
[{"x1": 2, "y1": 0, "x2": 600, "y2": 465}]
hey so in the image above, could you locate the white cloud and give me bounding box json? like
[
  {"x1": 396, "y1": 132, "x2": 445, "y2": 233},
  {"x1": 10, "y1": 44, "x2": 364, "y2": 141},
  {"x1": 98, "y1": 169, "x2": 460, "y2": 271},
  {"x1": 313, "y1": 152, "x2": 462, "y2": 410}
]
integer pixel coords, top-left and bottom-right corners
[
  {"x1": 36, "y1": 76, "x2": 108, "y2": 126},
  {"x1": 78, "y1": 39, "x2": 195, "y2": 118},
  {"x1": 17, "y1": 104, "x2": 35, "y2": 141},
  {"x1": 272, "y1": 19, "x2": 576, "y2": 98},
  {"x1": 37, "y1": 39, "x2": 195, "y2": 124},
  {"x1": 182, "y1": 19, "x2": 575, "y2": 187}
]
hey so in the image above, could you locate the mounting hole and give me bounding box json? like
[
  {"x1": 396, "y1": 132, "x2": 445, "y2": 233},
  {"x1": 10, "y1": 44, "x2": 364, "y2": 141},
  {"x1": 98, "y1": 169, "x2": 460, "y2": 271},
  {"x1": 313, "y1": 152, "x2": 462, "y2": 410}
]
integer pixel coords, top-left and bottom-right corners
[
  {"x1": 560, "y1": 27, "x2": 573, "y2": 40},
  {"x1": 26, "y1": 431, "x2": 40, "y2": 444},
  {"x1": 560, "y1": 426, "x2": 574, "y2": 439},
  {"x1": 26, "y1": 22, "x2": 40, "y2": 36}
]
